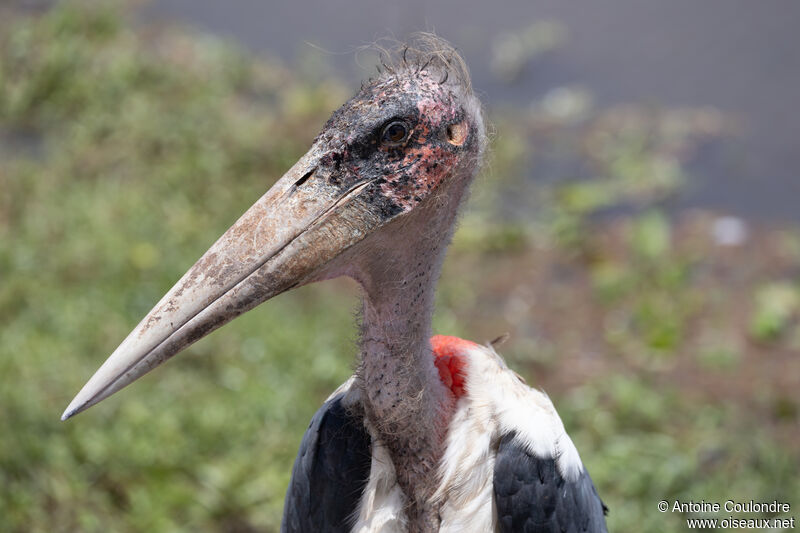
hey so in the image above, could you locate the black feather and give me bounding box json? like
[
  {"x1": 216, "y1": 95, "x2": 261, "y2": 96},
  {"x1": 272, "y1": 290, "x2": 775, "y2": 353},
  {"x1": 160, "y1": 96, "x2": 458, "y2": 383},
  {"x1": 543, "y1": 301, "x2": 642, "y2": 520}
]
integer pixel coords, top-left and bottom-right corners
[
  {"x1": 494, "y1": 432, "x2": 608, "y2": 533},
  {"x1": 281, "y1": 394, "x2": 372, "y2": 533}
]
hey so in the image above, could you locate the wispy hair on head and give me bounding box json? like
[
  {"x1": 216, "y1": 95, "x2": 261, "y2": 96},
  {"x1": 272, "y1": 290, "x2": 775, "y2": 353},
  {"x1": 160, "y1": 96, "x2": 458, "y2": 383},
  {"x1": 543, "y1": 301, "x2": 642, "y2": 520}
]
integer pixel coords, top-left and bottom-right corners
[{"x1": 365, "y1": 33, "x2": 473, "y2": 94}]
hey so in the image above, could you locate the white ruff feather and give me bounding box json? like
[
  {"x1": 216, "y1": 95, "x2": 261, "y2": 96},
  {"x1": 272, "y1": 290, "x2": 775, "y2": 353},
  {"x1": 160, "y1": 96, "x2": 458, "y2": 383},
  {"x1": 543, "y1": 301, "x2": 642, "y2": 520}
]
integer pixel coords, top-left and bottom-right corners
[{"x1": 342, "y1": 342, "x2": 585, "y2": 532}]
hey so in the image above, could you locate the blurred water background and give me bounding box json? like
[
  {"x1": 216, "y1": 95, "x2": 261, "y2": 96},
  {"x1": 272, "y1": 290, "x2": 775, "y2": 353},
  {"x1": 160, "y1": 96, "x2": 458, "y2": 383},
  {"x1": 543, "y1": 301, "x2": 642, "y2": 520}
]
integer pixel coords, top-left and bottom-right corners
[{"x1": 142, "y1": 0, "x2": 800, "y2": 220}]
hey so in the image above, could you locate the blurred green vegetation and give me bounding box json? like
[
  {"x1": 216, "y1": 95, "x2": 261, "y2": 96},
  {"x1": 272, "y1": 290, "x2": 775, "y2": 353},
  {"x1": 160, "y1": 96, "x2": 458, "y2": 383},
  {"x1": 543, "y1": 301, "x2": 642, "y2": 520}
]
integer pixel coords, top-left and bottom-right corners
[{"x1": 1, "y1": 3, "x2": 798, "y2": 532}]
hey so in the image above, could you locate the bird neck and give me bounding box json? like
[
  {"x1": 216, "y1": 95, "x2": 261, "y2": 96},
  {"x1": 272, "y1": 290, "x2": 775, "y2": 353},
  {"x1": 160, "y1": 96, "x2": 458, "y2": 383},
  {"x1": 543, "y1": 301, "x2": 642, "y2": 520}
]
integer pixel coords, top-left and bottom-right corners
[
  {"x1": 358, "y1": 231, "x2": 451, "y2": 441},
  {"x1": 354, "y1": 186, "x2": 466, "y2": 525}
]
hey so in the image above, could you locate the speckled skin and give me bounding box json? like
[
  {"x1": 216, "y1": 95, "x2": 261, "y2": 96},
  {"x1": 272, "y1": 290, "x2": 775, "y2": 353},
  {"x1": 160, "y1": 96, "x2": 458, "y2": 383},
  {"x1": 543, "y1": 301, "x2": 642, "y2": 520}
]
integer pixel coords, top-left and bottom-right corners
[{"x1": 313, "y1": 69, "x2": 479, "y2": 221}]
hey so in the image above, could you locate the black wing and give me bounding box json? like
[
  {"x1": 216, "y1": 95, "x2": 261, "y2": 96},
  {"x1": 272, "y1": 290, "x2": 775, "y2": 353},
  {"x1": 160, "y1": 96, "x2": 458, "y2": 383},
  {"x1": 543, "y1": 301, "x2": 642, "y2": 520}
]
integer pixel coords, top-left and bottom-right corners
[
  {"x1": 281, "y1": 392, "x2": 372, "y2": 533},
  {"x1": 494, "y1": 432, "x2": 608, "y2": 533}
]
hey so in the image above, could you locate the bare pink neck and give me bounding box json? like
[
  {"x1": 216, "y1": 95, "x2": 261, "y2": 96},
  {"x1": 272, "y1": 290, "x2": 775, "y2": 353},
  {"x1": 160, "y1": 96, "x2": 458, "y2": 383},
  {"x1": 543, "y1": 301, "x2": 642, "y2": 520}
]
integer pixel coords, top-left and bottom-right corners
[{"x1": 354, "y1": 193, "x2": 464, "y2": 529}]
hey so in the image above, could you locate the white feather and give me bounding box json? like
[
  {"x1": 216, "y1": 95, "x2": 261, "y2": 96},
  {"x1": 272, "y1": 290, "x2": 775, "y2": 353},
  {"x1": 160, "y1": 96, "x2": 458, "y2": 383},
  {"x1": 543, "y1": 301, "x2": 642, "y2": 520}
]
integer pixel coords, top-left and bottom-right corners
[{"x1": 348, "y1": 341, "x2": 585, "y2": 532}]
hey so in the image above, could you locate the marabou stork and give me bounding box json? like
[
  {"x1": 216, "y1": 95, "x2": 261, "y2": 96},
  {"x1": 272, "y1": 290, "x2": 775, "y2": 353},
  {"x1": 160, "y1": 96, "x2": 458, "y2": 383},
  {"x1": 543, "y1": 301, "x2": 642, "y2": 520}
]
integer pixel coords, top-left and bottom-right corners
[{"x1": 62, "y1": 37, "x2": 608, "y2": 532}]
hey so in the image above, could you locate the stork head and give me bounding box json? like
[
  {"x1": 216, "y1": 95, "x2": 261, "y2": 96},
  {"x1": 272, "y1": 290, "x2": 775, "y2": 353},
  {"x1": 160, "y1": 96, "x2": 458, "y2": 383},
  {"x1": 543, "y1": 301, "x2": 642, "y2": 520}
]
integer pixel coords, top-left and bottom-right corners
[{"x1": 62, "y1": 36, "x2": 486, "y2": 420}]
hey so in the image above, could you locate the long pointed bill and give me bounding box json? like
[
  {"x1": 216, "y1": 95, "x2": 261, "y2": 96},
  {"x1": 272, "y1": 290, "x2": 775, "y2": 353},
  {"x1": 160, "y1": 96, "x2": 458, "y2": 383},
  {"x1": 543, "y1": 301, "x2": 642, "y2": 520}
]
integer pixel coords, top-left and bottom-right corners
[{"x1": 62, "y1": 147, "x2": 384, "y2": 420}]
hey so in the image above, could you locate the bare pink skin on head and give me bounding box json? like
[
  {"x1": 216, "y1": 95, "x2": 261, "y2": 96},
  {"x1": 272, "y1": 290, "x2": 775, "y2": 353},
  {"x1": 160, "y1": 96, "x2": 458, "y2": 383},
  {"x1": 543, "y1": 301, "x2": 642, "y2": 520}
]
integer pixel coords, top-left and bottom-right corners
[
  {"x1": 308, "y1": 65, "x2": 481, "y2": 228},
  {"x1": 378, "y1": 74, "x2": 467, "y2": 211}
]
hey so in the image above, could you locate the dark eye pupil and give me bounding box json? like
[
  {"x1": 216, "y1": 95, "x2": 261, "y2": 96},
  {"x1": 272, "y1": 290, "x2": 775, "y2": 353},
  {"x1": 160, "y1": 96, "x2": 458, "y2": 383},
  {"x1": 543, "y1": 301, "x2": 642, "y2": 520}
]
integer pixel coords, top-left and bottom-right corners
[
  {"x1": 383, "y1": 122, "x2": 408, "y2": 144},
  {"x1": 387, "y1": 124, "x2": 404, "y2": 140}
]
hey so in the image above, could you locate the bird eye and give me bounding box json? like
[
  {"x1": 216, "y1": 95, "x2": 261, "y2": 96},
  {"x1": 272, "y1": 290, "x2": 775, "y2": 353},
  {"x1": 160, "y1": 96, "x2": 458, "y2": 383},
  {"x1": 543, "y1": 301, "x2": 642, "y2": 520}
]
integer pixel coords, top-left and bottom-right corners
[{"x1": 381, "y1": 121, "x2": 410, "y2": 146}]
